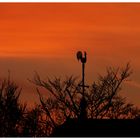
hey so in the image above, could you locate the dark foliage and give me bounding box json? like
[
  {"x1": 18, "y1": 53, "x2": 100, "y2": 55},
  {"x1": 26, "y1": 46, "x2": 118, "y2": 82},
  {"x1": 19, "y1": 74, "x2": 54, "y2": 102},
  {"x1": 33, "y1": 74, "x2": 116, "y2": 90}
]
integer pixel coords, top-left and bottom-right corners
[
  {"x1": 0, "y1": 64, "x2": 140, "y2": 137},
  {"x1": 0, "y1": 77, "x2": 26, "y2": 137},
  {"x1": 21, "y1": 106, "x2": 49, "y2": 137}
]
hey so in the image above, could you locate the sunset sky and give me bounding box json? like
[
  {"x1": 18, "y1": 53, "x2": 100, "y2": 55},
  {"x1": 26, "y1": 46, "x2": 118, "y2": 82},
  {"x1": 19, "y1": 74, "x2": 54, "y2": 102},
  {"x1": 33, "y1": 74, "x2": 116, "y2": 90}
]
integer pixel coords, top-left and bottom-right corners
[{"x1": 0, "y1": 3, "x2": 140, "y2": 107}]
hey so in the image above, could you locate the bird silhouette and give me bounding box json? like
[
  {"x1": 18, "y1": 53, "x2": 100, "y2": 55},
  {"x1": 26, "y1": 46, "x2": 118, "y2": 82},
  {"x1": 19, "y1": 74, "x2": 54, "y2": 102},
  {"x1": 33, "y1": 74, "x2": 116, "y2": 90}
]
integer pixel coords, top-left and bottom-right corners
[{"x1": 76, "y1": 51, "x2": 87, "y2": 63}]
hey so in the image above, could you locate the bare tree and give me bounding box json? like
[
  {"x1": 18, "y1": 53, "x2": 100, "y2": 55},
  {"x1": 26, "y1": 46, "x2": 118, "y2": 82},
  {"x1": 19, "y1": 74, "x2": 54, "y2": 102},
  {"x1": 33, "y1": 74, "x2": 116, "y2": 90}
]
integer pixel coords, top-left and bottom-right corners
[
  {"x1": 32, "y1": 63, "x2": 140, "y2": 135},
  {"x1": 87, "y1": 63, "x2": 138, "y2": 119}
]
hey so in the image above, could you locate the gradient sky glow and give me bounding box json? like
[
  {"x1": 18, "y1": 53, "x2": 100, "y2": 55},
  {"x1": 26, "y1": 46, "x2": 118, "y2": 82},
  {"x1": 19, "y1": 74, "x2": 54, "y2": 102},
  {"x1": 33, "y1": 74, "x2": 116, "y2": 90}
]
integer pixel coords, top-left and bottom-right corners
[{"x1": 1, "y1": 3, "x2": 140, "y2": 107}]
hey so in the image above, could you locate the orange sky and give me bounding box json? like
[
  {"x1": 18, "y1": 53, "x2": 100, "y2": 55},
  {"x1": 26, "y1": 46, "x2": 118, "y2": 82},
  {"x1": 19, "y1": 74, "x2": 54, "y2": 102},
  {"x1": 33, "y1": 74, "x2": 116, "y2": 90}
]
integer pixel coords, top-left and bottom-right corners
[{"x1": 1, "y1": 3, "x2": 140, "y2": 107}]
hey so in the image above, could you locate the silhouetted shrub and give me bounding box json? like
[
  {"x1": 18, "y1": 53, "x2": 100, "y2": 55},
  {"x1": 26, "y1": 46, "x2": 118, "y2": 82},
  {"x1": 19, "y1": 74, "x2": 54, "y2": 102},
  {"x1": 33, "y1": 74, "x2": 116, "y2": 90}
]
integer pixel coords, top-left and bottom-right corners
[{"x1": 0, "y1": 77, "x2": 26, "y2": 137}]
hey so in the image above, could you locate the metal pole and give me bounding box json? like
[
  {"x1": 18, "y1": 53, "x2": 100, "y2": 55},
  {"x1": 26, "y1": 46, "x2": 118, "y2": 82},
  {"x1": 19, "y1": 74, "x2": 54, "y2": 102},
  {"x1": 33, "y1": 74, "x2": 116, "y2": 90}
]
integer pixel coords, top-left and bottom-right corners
[{"x1": 82, "y1": 62, "x2": 85, "y2": 96}]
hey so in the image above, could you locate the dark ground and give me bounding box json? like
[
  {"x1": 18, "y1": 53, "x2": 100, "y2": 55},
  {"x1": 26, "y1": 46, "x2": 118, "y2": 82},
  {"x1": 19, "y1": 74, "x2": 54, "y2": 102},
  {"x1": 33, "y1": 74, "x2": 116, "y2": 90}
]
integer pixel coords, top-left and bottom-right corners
[{"x1": 51, "y1": 119, "x2": 140, "y2": 137}]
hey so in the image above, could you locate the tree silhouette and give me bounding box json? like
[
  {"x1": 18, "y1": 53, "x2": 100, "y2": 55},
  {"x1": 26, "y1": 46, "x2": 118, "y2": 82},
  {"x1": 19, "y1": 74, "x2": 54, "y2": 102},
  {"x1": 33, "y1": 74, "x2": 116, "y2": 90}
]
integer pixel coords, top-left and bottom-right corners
[
  {"x1": 32, "y1": 63, "x2": 140, "y2": 136},
  {"x1": 0, "y1": 63, "x2": 139, "y2": 137},
  {"x1": 21, "y1": 105, "x2": 49, "y2": 137},
  {"x1": 0, "y1": 77, "x2": 26, "y2": 137}
]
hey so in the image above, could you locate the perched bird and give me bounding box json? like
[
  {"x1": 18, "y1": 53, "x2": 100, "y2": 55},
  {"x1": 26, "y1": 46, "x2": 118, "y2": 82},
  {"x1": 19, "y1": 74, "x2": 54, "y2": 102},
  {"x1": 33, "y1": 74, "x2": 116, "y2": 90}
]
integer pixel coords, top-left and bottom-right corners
[
  {"x1": 76, "y1": 51, "x2": 82, "y2": 62},
  {"x1": 76, "y1": 51, "x2": 87, "y2": 63}
]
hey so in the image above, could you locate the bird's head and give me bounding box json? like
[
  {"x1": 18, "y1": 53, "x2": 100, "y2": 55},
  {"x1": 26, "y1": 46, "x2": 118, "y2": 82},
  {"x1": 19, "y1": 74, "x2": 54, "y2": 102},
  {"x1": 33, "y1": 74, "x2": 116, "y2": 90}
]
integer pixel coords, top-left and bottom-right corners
[{"x1": 76, "y1": 51, "x2": 82, "y2": 61}]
